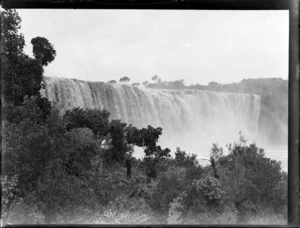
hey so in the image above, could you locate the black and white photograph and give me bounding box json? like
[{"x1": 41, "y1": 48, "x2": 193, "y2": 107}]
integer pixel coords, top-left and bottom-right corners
[{"x1": 2, "y1": 4, "x2": 294, "y2": 225}]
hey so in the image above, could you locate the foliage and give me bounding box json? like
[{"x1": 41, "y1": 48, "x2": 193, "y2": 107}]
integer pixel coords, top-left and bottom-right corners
[
  {"x1": 119, "y1": 76, "x2": 130, "y2": 84},
  {"x1": 151, "y1": 75, "x2": 162, "y2": 83},
  {"x1": 149, "y1": 173, "x2": 185, "y2": 215},
  {"x1": 36, "y1": 170, "x2": 99, "y2": 223},
  {"x1": 172, "y1": 147, "x2": 203, "y2": 182},
  {"x1": 2, "y1": 9, "x2": 287, "y2": 226},
  {"x1": 131, "y1": 83, "x2": 140, "y2": 86},
  {"x1": 106, "y1": 120, "x2": 129, "y2": 163},
  {"x1": 63, "y1": 128, "x2": 101, "y2": 178},
  {"x1": 2, "y1": 9, "x2": 53, "y2": 122},
  {"x1": 126, "y1": 125, "x2": 170, "y2": 158},
  {"x1": 1, "y1": 9, "x2": 25, "y2": 59},
  {"x1": 167, "y1": 176, "x2": 237, "y2": 224},
  {"x1": 147, "y1": 79, "x2": 185, "y2": 90},
  {"x1": 217, "y1": 134, "x2": 287, "y2": 221},
  {"x1": 63, "y1": 107, "x2": 110, "y2": 142},
  {"x1": 3, "y1": 108, "x2": 103, "y2": 223},
  {"x1": 174, "y1": 147, "x2": 198, "y2": 167},
  {"x1": 2, "y1": 9, "x2": 38, "y2": 105},
  {"x1": 3, "y1": 118, "x2": 57, "y2": 195},
  {"x1": 31, "y1": 36, "x2": 56, "y2": 66},
  {"x1": 126, "y1": 125, "x2": 170, "y2": 179},
  {"x1": 185, "y1": 165, "x2": 203, "y2": 183},
  {"x1": 35, "y1": 95, "x2": 53, "y2": 120},
  {"x1": 64, "y1": 108, "x2": 136, "y2": 164},
  {"x1": 3, "y1": 96, "x2": 42, "y2": 124},
  {"x1": 108, "y1": 80, "x2": 116, "y2": 84},
  {"x1": 151, "y1": 75, "x2": 158, "y2": 81}
]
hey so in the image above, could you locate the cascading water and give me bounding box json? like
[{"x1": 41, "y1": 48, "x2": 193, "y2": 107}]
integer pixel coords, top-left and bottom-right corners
[{"x1": 42, "y1": 76, "x2": 262, "y2": 159}]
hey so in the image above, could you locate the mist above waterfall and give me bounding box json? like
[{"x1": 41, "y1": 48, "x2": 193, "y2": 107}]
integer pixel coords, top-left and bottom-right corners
[{"x1": 42, "y1": 76, "x2": 263, "y2": 158}]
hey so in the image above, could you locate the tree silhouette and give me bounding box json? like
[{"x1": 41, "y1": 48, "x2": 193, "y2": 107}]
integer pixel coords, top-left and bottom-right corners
[
  {"x1": 31, "y1": 36, "x2": 56, "y2": 66},
  {"x1": 151, "y1": 75, "x2": 158, "y2": 82},
  {"x1": 119, "y1": 76, "x2": 130, "y2": 84}
]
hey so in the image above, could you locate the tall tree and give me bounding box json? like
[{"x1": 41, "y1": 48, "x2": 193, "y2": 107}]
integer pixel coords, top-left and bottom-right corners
[
  {"x1": 126, "y1": 125, "x2": 170, "y2": 179},
  {"x1": 31, "y1": 37, "x2": 56, "y2": 66},
  {"x1": 107, "y1": 119, "x2": 129, "y2": 162},
  {"x1": 2, "y1": 10, "x2": 53, "y2": 120},
  {"x1": 2, "y1": 9, "x2": 26, "y2": 104}
]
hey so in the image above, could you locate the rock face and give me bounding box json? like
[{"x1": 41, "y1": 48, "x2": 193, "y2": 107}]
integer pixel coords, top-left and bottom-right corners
[{"x1": 42, "y1": 76, "x2": 262, "y2": 156}]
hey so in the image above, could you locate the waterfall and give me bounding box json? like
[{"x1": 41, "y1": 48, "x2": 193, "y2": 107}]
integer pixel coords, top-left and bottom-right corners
[{"x1": 42, "y1": 76, "x2": 261, "y2": 158}]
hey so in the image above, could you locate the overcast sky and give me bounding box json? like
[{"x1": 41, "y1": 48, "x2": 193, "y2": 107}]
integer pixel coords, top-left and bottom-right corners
[{"x1": 18, "y1": 9, "x2": 289, "y2": 85}]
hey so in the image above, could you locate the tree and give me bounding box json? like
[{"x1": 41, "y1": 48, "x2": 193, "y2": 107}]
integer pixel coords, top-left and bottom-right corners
[
  {"x1": 125, "y1": 125, "x2": 170, "y2": 179},
  {"x1": 131, "y1": 83, "x2": 140, "y2": 86},
  {"x1": 1, "y1": 9, "x2": 25, "y2": 60},
  {"x1": 2, "y1": 10, "x2": 53, "y2": 120},
  {"x1": 119, "y1": 76, "x2": 130, "y2": 84},
  {"x1": 3, "y1": 109, "x2": 66, "y2": 196},
  {"x1": 217, "y1": 134, "x2": 287, "y2": 217},
  {"x1": 2, "y1": 9, "x2": 26, "y2": 104},
  {"x1": 63, "y1": 108, "x2": 110, "y2": 144},
  {"x1": 168, "y1": 176, "x2": 233, "y2": 224},
  {"x1": 108, "y1": 80, "x2": 117, "y2": 84},
  {"x1": 210, "y1": 144, "x2": 223, "y2": 179},
  {"x1": 172, "y1": 79, "x2": 185, "y2": 89},
  {"x1": 3, "y1": 96, "x2": 49, "y2": 124},
  {"x1": 175, "y1": 147, "x2": 198, "y2": 168},
  {"x1": 106, "y1": 119, "x2": 129, "y2": 163},
  {"x1": 31, "y1": 37, "x2": 56, "y2": 66},
  {"x1": 64, "y1": 128, "x2": 101, "y2": 177},
  {"x1": 150, "y1": 174, "x2": 185, "y2": 214},
  {"x1": 151, "y1": 75, "x2": 162, "y2": 84},
  {"x1": 208, "y1": 81, "x2": 221, "y2": 91},
  {"x1": 142, "y1": 81, "x2": 148, "y2": 86},
  {"x1": 151, "y1": 75, "x2": 158, "y2": 82},
  {"x1": 126, "y1": 125, "x2": 162, "y2": 156}
]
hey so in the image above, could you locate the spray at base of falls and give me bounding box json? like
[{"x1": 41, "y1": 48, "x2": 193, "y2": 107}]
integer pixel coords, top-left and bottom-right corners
[{"x1": 42, "y1": 76, "x2": 262, "y2": 160}]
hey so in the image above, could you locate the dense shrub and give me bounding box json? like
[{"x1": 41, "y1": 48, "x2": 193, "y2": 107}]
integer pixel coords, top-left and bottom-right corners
[
  {"x1": 185, "y1": 165, "x2": 203, "y2": 182},
  {"x1": 217, "y1": 137, "x2": 287, "y2": 221},
  {"x1": 149, "y1": 173, "x2": 185, "y2": 215},
  {"x1": 64, "y1": 128, "x2": 101, "y2": 178},
  {"x1": 3, "y1": 119, "x2": 56, "y2": 196},
  {"x1": 174, "y1": 147, "x2": 198, "y2": 168},
  {"x1": 167, "y1": 176, "x2": 237, "y2": 224},
  {"x1": 64, "y1": 108, "x2": 110, "y2": 139}
]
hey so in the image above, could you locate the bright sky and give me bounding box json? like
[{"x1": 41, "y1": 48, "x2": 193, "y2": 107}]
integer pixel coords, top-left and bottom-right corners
[{"x1": 18, "y1": 9, "x2": 289, "y2": 85}]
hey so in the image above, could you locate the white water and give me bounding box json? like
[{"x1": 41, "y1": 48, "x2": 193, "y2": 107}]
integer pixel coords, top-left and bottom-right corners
[{"x1": 41, "y1": 76, "x2": 286, "y2": 171}]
